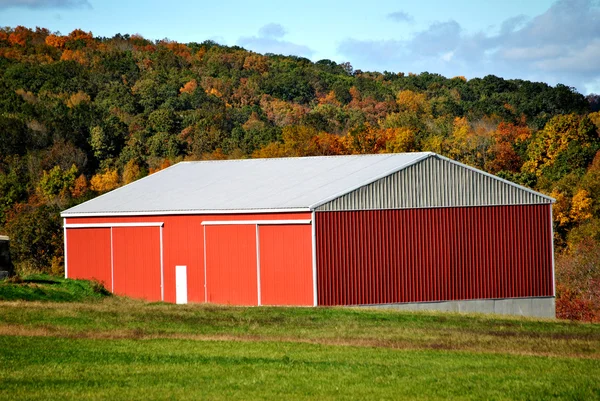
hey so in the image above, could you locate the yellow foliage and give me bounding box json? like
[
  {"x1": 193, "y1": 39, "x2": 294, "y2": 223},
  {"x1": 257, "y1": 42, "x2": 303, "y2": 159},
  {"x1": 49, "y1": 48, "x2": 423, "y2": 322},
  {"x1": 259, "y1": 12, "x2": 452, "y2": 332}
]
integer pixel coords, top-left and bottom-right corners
[
  {"x1": 90, "y1": 169, "x2": 120, "y2": 193},
  {"x1": 570, "y1": 189, "x2": 593, "y2": 223},
  {"x1": 122, "y1": 159, "x2": 142, "y2": 184},
  {"x1": 15, "y1": 89, "x2": 37, "y2": 104},
  {"x1": 386, "y1": 127, "x2": 416, "y2": 153},
  {"x1": 590, "y1": 111, "x2": 600, "y2": 131},
  {"x1": 551, "y1": 190, "x2": 571, "y2": 227},
  {"x1": 396, "y1": 90, "x2": 430, "y2": 115},
  {"x1": 66, "y1": 91, "x2": 91, "y2": 108},
  {"x1": 206, "y1": 87, "x2": 222, "y2": 98},
  {"x1": 252, "y1": 142, "x2": 288, "y2": 158},
  {"x1": 421, "y1": 135, "x2": 445, "y2": 154}
]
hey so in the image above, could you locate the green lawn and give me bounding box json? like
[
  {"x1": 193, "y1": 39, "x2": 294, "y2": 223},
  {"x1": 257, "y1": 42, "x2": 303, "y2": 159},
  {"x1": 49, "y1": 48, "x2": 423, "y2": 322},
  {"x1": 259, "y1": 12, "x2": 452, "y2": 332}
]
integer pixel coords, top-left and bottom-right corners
[{"x1": 1, "y1": 277, "x2": 600, "y2": 400}]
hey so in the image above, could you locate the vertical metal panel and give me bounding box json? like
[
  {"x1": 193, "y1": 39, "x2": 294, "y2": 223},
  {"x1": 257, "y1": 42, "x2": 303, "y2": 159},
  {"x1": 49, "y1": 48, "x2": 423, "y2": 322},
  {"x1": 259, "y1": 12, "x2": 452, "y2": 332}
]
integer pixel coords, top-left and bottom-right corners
[
  {"x1": 205, "y1": 224, "x2": 258, "y2": 306},
  {"x1": 259, "y1": 225, "x2": 313, "y2": 306},
  {"x1": 317, "y1": 156, "x2": 551, "y2": 211},
  {"x1": 112, "y1": 226, "x2": 162, "y2": 301},
  {"x1": 315, "y1": 205, "x2": 554, "y2": 306},
  {"x1": 63, "y1": 220, "x2": 68, "y2": 279},
  {"x1": 65, "y1": 228, "x2": 111, "y2": 288}
]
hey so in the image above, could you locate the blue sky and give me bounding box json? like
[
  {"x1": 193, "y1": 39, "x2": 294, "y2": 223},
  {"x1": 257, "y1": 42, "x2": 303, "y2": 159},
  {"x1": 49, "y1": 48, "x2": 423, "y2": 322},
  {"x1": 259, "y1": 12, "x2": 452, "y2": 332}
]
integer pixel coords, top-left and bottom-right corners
[{"x1": 1, "y1": 0, "x2": 599, "y2": 95}]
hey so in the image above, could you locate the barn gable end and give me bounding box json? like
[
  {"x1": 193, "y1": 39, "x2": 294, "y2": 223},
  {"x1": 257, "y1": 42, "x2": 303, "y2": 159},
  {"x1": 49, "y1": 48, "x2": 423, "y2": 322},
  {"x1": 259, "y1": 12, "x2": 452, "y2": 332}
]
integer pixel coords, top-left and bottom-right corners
[{"x1": 315, "y1": 154, "x2": 552, "y2": 211}]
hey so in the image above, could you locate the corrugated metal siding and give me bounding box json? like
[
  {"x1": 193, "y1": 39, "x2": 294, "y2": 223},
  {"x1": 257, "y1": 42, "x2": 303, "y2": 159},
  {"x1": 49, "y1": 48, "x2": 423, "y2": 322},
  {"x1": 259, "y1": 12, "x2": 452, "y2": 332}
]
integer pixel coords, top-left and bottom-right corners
[
  {"x1": 315, "y1": 205, "x2": 553, "y2": 306},
  {"x1": 317, "y1": 156, "x2": 550, "y2": 211},
  {"x1": 259, "y1": 225, "x2": 313, "y2": 306},
  {"x1": 65, "y1": 228, "x2": 112, "y2": 289}
]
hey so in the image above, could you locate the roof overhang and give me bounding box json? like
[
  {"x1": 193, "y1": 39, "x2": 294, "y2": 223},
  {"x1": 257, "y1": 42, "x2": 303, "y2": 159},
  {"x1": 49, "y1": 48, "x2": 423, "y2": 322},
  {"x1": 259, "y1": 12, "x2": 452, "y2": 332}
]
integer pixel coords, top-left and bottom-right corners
[{"x1": 60, "y1": 207, "x2": 313, "y2": 218}]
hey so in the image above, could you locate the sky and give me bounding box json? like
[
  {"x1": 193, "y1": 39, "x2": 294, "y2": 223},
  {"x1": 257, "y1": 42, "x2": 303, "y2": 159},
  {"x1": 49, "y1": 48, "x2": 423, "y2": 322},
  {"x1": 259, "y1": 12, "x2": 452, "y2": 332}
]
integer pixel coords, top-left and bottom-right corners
[{"x1": 1, "y1": 0, "x2": 599, "y2": 95}]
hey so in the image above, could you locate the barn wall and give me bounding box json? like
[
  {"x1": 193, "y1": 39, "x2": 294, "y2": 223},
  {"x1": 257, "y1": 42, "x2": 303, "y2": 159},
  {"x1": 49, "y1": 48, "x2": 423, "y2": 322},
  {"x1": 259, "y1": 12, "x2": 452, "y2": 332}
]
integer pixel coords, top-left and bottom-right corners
[
  {"x1": 315, "y1": 205, "x2": 553, "y2": 306},
  {"x1": 65, "y1": 212, "x2": 312, "y2": 304}
]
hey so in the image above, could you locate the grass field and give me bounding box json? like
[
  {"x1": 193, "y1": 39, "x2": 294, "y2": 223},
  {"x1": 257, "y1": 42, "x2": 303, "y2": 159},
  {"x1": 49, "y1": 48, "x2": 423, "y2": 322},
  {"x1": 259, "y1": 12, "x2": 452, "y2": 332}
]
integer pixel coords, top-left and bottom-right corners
[{"x1": 1, "y1": 277, "x2": 600, "y2": 400}]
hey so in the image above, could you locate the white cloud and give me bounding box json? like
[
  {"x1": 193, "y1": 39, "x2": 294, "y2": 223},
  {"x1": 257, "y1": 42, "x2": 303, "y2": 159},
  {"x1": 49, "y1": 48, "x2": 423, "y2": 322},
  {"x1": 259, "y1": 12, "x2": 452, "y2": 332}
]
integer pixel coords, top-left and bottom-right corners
[
  {"x1": 0, "y1": 0, "x2": 91, "y2": 9},
  {"x1": 387, "y1": 11, "x2": 413, "y2": 23},
  {"x1": 337, "y1": 0, "x2": 600, "y2": 94},
  {"x1": 258, "y1": 23, "x2": 286, "y2": 39},
  {"x1": 238, "y1": 24, "x2": 314, "y2": 58}
]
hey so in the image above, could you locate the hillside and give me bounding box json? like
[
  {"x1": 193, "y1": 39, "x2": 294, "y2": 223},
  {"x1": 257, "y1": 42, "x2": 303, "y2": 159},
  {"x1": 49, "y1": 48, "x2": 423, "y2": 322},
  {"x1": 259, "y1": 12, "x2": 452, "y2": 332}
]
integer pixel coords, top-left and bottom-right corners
[{"x1": 0, "y1": 26, "x2": 599, "y2": 320}]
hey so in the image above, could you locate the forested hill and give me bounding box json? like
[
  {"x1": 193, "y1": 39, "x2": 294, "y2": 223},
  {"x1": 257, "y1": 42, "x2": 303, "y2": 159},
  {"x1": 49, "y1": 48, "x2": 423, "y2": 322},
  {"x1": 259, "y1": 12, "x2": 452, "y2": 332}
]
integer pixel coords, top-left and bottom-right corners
[{"x1": 1, "y1": 26, "x2": 600, "y2": 320}]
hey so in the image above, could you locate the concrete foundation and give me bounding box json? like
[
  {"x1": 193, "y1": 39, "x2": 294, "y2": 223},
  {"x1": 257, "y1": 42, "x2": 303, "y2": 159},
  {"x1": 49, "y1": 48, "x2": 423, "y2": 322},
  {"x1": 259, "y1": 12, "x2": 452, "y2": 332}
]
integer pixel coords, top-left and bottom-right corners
[{"x1": 360, "y1": 297, "x2": 555, "y2": 319}]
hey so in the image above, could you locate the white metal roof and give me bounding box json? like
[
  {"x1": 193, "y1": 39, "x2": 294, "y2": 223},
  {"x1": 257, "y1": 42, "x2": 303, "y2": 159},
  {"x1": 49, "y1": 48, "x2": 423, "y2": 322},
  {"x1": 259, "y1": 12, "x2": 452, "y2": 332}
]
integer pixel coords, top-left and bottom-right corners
[
  {"x1": 62, "y1": 153, "x2": 433, "y2": 216},
  {"x1": 61, "y1": 152, "x2": 553, "y2": 217}
]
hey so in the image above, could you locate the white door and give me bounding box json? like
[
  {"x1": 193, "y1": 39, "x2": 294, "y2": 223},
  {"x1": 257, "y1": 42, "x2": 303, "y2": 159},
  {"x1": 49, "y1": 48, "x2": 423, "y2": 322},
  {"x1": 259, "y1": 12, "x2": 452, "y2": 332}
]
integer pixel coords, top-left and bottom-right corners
[{"x1": 175, "y1": 265, "x2": 188, "y2": 304}]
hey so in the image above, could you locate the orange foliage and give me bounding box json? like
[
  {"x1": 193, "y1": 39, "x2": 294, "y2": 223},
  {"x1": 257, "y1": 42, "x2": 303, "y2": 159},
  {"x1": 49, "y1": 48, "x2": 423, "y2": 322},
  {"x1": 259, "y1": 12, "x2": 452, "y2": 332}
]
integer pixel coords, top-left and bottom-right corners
[
  {"x1": 70, "y1": 174, "x2": 89, "y2": 198},
  {"x1": 311, "y1": 132, "x2": 347, "y2": 156},
  {"x1": 242, "y1": 112, "x2": 266, "y2": 132},
  {"x1": 486, "y1": 121, "x2": 531, "y2": 173},
  {"x1": 343, "y1": 123, "x2": 393, "y2": 154},
  {"x1": 180, "y1": 79, "x2": 198, "y2": 94},
  {"x1": 243, "y1": 54, "x2": 268, "y2": 73},
  {"x1": 318, "y1": 91, "x2": 341, "y2": 107},
  {"x1": 162, "y1": 40, "x2": 192, "y2": 62},
  {"x1": 45, "y1": 34, "x2": 67, "y2": 49},
  {"x1": 68, "y1": 29, "x2": 93, "y2": 42},
  {"x1": 231, "y1": 77, "x2": 261, "y2": 106},
  {"x1": 8, "y1": 26, "x2": 31, "y2": 46},
  {"x1": 149, "y1": 159, "x2": 172, "y2": 174},
  {"x1": 348, "y1": 87, "x2": 396, "y2": 124},
  {"x1": 556, "y1": 284, "x2": 599, "y2": 322},
  {"x1": 61, "y1": 49, "x2": 88, "y2": 65},
  {"x1": 260, "y1": 95, "x2": 307, "y2": 127}
]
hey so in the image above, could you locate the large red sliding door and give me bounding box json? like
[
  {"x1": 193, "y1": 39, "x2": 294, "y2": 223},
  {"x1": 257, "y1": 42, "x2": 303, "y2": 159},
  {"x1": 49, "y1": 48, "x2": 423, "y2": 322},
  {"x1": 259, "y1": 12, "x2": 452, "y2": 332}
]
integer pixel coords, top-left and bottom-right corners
[
  {"x1": 204, "y1": 225, "x2": 258, "y2": 305},
  {"x1": 259, "y1": 225, "x2": 313, "y2": 306},
  {"x1": 66, "y1": 228, "x2": 112, "y2": 288},
  {"x1": 203, "y1": 222, "x2": 313, "y2": 306}
]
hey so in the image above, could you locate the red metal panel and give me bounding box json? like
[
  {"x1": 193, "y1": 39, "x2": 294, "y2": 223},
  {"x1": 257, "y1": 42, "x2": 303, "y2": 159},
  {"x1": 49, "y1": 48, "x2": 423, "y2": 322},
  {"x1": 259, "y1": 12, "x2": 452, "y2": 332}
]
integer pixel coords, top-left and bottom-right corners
[
  {"x1": 65, "y1": 212, "x2": 312, "y2": 304},
  {"x1": 66, "y1": 228, "x2": 111, "y2": 288},
  {"x1": 205, "y1": 225, "x2": 258, "y2": 306},
  {"x1": 112, "y1": 227, "x2": 162, "y2": 301},
  {"x1": 259, "y1": 224, "x2": 313, "y2": 306},
  {"x1": 315, "y1": 205, "x2": 554, "y2": 306}
]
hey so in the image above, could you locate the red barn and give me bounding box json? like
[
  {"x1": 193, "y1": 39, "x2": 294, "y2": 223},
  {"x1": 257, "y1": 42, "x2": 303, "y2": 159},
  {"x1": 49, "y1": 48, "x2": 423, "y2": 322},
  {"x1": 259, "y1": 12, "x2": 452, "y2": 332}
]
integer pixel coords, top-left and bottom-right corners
[{"x1": 62, "y1": 152, "x2": 555, "y2": 317}]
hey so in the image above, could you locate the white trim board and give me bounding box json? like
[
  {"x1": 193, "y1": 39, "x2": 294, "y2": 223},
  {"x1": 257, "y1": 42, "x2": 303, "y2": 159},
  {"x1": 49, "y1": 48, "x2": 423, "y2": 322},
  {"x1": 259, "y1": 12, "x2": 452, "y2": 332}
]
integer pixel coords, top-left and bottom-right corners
[
  {"x1": 61, "y1": 208, "x2": 311, "y2": 218},
  {"x1": 64, "y1": 222, "x2": 164, "y2": 228},
  {"x1": 201, "y1": 219, "x2": 311, "y2": 226}
]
